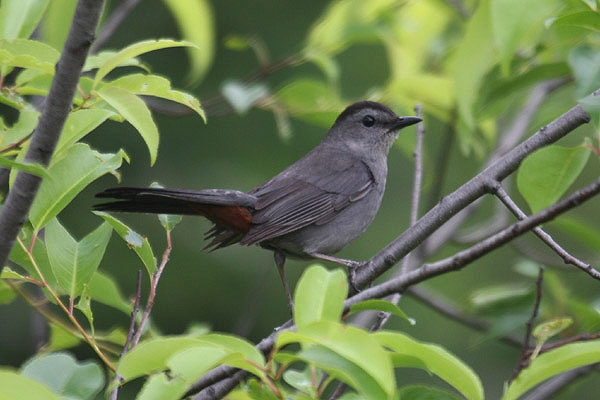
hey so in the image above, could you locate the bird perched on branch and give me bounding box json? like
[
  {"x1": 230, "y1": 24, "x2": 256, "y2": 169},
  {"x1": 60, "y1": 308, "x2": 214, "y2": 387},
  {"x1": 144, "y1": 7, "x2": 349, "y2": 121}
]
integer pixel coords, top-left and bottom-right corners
[{"x1": 95, "y1": 101, "x2": 421, "y2": 310}]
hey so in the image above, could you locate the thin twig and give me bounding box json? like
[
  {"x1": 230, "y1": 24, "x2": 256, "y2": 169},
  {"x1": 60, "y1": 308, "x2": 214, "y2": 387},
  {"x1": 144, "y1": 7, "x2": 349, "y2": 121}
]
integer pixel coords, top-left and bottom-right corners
[
  {"x1": 132, "y1": 231, "x2": 172, "y2": 347},
  {"x1": 511, "y1": 267, "x2": 545, "y2": 382},
  {"x1": 494, "y1": 184, "x2": 600, "y2": 279},
  {"x1": 91, "y1": 0, "x2": 142, "y2": 53},
  {"x1": 110, "y1": 269, "x2": 143, "y2": 400}
]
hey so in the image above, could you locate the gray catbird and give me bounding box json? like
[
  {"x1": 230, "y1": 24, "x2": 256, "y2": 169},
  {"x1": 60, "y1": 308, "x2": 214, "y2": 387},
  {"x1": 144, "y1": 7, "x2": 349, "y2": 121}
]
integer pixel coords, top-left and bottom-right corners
[{"x1": 94, "y1": 101, "x2": 421, "y2": 308}]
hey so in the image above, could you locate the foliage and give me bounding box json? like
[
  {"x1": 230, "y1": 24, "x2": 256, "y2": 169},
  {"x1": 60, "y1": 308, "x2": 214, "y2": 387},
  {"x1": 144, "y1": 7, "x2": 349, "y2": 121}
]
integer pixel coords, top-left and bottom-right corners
[{"x1": 1, "y1": 0, "x2": 600, "y2": 399}]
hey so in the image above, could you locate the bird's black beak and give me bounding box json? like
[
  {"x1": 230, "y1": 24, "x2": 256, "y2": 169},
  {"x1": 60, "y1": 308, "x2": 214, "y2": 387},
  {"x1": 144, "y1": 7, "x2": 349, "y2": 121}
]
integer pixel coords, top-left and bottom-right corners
[{"x1": 392, "y1": 116, "x2": 422, "y2": 130}]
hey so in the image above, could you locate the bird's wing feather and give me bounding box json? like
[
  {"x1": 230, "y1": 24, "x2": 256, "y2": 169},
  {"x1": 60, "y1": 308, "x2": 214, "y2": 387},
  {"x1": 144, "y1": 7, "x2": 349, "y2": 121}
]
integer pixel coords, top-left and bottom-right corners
[{"x1": 241, "y1": 148, "x2": 375, "y2": 245}]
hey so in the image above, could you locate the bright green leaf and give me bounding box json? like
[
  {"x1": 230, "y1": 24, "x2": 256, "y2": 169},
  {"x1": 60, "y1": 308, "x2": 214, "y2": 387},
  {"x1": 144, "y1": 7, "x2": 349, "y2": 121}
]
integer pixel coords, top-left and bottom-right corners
[
  {"x1": 502, "y1": 340, "x2": 600, "y2": 400},
  {"x1": 0, "y1": 0, "x2": 50, "y2": 40},
  {"x1": 553, "y1": 10, "x2": 600, "y2": 33},
  {"x1": 277, "y1": 346, "x2": 390, "y2": 400},
  {"x1": 0, "y1": 157, "x2": 48, "y2": 178},
  {"x1": 517, "y1": 144, "x2": 591, "y2": 213},
  {"x1": 277, "y1": 321, "x2": 395, "y2": 399},
  {"x1": 55, "y1": 109, "x2": 115, "y2": 156},
  {"x1": 21, "y1": 352, "x2": 104, "y2": 400},
  {"x1": 1, "y1": 107, "x2": 39, "y2": 148},
  {"x1": 9, "y1": 226, "x2": 59, "y2": 290},
  {"x1": 29, "y1": 143, "x2": 127, "y2": 231},
  {"x1": 578, "y1": 90, "x2": 600, "y2": 127},
  {"x1": 0, "y1": 38, "x2": 60, "y2": 75},
  {"x1": 93, "y1": 211, "x2": 157, "y2": 277},
  {"x1": 194, "y1": 333, "x2": 266, "y2": 378},
  {"x1": 137, "y1": 346, "x2": 230, "y2": 400},
  {"x1": 349, "y1": 299, "x2": 415, "y2": 325},
  {"x1": 105, "y1": 73, "x2": 205, "y2": 121},
  {"x1": 453, "y1": 0, "x2": 495, "y2": 128},
  {"x1": 491, "y1": 0, "x2": 560, "y2": 75},
  {"x1": 96, "y1": 85, "x2": 159, "y2": 165},
  {"x1": 161, "y1": 0, "x2": 214, "y2": 85},
  {"x1": 294, "y1": 265, "x2": 347, "y2": 330},
  {"x1": 0, "y1": 369, "x2": 60, "y2": 400},
  {"x1": 39, "y1": 0, "x2": 76, "y2": 51},
  {"x1": 93, "y1": 39, "x2": 198, "y2": 86},
  {"x1": 374, "y1": 331, "x2": 484, "y2": 400},
  {"x1": 83, "y1": 50, "x2": 149, "y2": 73}
]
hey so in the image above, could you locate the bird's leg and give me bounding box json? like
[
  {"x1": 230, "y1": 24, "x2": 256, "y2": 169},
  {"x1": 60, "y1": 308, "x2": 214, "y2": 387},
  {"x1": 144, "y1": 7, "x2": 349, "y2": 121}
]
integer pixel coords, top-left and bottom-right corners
[
  {"x1": 274, "y1": 250, "x2": 294, "y2": 315},
  {"x1": 308, "y1": 252, "x2": 365, "y2": 292}
]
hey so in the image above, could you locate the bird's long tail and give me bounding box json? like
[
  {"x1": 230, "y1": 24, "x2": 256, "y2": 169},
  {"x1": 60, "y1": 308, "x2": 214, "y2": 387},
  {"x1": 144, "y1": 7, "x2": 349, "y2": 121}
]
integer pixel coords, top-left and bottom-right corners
[{"x1": 94, "y1": 187, "x2": 257, "y2": 236}]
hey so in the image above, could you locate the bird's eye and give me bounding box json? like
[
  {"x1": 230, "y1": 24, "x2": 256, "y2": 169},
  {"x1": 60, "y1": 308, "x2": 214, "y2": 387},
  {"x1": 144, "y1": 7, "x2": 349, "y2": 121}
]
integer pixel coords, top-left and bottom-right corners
[{"x1": 362, "y1": 115, "x2": 375, "y2": 127}]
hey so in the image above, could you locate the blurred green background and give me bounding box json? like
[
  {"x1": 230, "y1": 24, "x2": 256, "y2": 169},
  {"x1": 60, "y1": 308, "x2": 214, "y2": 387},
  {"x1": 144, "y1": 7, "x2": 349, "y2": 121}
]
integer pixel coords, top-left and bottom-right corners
[{"x1": 2, "y1": 0, "x2": 600, "y2": 398}]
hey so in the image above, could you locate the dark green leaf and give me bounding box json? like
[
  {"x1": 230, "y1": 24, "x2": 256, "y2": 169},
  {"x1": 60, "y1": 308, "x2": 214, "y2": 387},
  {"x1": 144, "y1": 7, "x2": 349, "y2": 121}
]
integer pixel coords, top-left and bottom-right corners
[{"x1": 398, "y1": 385, "x2": 462, "y2": 400}]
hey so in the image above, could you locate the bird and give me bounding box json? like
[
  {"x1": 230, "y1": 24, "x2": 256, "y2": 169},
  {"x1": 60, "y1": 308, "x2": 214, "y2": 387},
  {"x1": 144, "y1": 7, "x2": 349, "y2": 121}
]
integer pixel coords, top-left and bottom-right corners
[{"x1": 94, "y1": 101, "x2": 421, "y2": 310}]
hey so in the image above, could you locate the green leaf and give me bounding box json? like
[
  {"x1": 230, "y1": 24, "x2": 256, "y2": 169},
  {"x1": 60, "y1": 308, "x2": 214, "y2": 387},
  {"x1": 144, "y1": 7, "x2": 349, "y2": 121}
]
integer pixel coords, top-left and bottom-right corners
[
  {"x1": 277, "y1": 321, "x2": 395, "y2": 399},
  {"x1": 502, "y1": 340, "x2": 600, "y2": 400},
  {"x1": 397, "y1": 385, "x2": 462, "y2": 400},
  {"x1": 374, "y1": 331, "x2": 484, "y2": 400},
  {"x1": 93, "y1": 39, "x2": 198, "y2": 86},
  {"x1": 530, "y1": 317, "x2": 573, "y2": 359},
  {"x1": 105, "y1": 73, "x2": 205, "y2": 121},
  {"x1": 47, "y1": 322, "x2": 80, "y2": 351},
  {"x1": 93, "y1": 211, "x2": 157, "y2": 277},
  {"x1": 96, "y1": 85, "x2": 159, "y2": 165},
  {"x1": 137, "y1": 346, "x2": 229, "y2": 400},
  {"x1": 282, "y1": 368, "x2": 322, "y2": 398},
  {"x1": 0, "y1": 0, "x2": 50, "y2": 40},
  {"x1": 277, "y1": 346, "x2": 391, "y2": 400},
  {"x1": 192, "y1": 333, "x2": 266, "y2": 378},
  {"x1": 221, "y1": 80, "x2": 269, "y2": 114},
  {"x1": 0, "y1": 38, "x2": 60, "y2": 75},
  {"x1": 0, "y1": 369, "x2": 60, "y2": 400},
  {"x1": 161, "y1": 0, "x2": 214, "y2": 85},
  {"x1": 0, "y1": 280, "x2": 16, "y2": 304},
  {"x1": 75, "y1": 286, "x2": 95, "y2": 337},
  {"x1": 0, "y1": 266, "x2": 26, "y2": 280},
  {"x1": 490, "y1": 0, "x2": 561, "y2": 75},
  {"x1": 29, "y1": 143, "x2": 127, "y2": 231},
  {"x1": 46, "y1": 218, "x2": 112, "y2": 298},
  {"x1": 87, "y1": 271, "x2": 132, "y2": 315},
  {"x1": 1, "y1": 107, "x2": 39, "y2": 149},
  {"x1": 39, "y1": 0, "x2": 76, "y2": 51},
  {"x1": 349, "y1": 299, "x2": 415, "y2": 325},
  {"x1": 0, "y1": 157, "x2": 48, "y2": 179},
  {"x1": 55, "y1": 109, "x2": 115, "y2": 156},
  {"x1": 453, "y1": 0, "x2": 495, "y2": 128},
  {"x1": 578, "y1": 90, "x2": 600, "y2": 128},
  {"x1": 517, "y1": 144, "x2": 591, "y2": 213},
  {"x1": 275, "y1": 78, "x2": 343, "y2": 126},
  {"x1": 20, "y1": 352, "x2": 104, "y2": 400},
  {"x1": 553, "y1": 10, "x2": 600, "y2": 33},
  {"x1": 294, "y1": 265, "x2": 347, "y2": 330},
  {"x1": 569, "y1": 46, "x2": 600, "y2": 98},
  {"x1": 83, "y1": 50, "x2": 149, "y2": 73},
  {"x1": 305, "y1": 0, "x2": 397, "y2": 55}
]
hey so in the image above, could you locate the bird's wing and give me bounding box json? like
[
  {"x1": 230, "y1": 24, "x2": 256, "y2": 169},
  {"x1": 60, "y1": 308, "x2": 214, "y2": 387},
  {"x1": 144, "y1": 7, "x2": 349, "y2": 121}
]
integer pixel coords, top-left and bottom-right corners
[{"x1": 241, "y1": 148, "x2": 376, "y2": 245}]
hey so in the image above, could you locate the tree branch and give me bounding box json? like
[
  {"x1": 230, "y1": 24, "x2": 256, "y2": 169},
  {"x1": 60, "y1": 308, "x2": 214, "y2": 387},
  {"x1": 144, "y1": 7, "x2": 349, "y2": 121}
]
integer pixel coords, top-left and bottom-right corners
[{"x1": 0, "y1": 0, "x2": 105, "y2": 275}]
